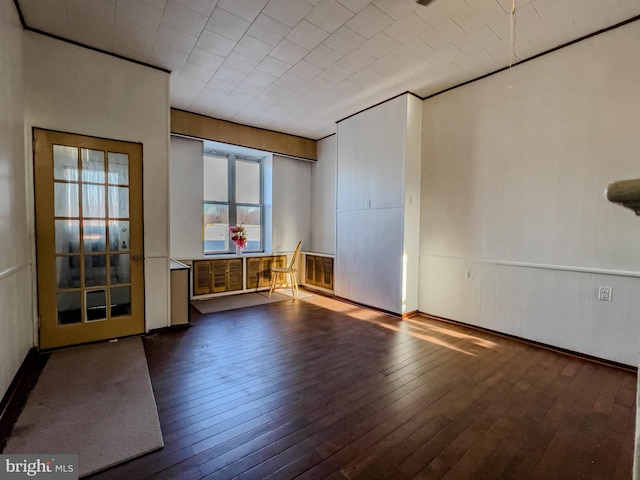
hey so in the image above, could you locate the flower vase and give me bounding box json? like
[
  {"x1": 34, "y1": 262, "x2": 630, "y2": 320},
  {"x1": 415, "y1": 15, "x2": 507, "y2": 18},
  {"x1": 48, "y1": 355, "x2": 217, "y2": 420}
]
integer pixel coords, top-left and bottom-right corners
[{"x1": 235, "y1": 244, "x2": 244, "y2": 254}]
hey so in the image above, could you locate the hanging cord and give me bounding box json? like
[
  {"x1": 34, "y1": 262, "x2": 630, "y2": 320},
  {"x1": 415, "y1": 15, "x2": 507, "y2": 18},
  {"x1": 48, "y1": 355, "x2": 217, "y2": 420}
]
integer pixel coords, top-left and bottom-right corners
[{"x1": 508, "y1": 0, "x2": 517, "y2": 88}]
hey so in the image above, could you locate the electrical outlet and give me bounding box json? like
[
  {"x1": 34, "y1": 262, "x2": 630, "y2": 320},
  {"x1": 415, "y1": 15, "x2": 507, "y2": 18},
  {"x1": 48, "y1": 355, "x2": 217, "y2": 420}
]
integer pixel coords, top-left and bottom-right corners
[
  {"x1": 465, "y1": 269, "x2": 473, "y2": 281},
  {"x1": 598, "y1": 286, "x2": 612, "y2": 302}
]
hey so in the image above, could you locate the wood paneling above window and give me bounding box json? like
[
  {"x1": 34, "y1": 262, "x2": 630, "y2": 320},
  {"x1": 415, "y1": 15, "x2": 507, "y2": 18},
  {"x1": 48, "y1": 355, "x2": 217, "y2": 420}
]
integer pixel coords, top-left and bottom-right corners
[{"x1": 171, "y1": 109, "x2": 317, "y2": 161}]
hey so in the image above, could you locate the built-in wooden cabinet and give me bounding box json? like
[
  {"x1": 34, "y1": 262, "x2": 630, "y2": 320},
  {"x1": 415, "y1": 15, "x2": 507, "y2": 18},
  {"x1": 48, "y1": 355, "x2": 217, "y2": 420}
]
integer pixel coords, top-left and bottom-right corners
[
  {"x1": 193, "y1": 258, "x2": 243, "y2": 295},
  {"x1": 246, "y1": 255, "x2": 286, "y2": 289},
  {"x1": 335, "y1": 94, "x2": 421, "y2": 314},
  {"x1": 305, "y1": 255, "x2": 333, "y2": 290}
]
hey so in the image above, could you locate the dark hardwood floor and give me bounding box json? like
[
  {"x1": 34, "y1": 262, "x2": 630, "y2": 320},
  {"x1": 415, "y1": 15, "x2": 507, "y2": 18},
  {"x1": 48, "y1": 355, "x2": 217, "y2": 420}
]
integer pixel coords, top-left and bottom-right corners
[{"x1": 83, "y1": 293, "x2": 635, "y2": 480}]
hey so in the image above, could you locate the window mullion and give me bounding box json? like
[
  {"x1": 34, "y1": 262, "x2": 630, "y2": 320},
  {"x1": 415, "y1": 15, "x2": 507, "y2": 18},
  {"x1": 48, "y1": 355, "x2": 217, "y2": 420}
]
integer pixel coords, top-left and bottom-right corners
[{"x1": 228, "y1": 154, "x2": 237, "y2": 253}]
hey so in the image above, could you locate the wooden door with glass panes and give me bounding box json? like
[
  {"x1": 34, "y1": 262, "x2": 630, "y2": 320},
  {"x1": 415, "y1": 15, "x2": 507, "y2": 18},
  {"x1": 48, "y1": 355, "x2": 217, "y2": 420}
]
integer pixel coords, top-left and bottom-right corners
[{"x1": 34, "y1": 129, "x2": 144, "y2": 349}]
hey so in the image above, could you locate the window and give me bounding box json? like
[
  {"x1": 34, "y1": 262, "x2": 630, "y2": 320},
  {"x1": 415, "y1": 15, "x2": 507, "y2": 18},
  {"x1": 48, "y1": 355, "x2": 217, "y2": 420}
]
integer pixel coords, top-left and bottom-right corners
[{"x1": 203, "y1": 151, "x2": 263, "y2": 254}]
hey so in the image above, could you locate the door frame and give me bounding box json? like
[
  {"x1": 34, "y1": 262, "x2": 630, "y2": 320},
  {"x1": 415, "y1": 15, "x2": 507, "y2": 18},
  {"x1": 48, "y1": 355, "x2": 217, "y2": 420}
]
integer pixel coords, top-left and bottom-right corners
[{"x1": 32, "y1": 128, "x2": 145, "y2": 350}]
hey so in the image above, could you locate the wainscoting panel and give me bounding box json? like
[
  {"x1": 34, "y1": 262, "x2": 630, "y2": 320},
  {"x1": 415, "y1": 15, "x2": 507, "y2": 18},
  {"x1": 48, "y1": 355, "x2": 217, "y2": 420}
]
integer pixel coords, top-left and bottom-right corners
[{"x1": 419, "y1": 255, "x2": 640, "y2": 366}]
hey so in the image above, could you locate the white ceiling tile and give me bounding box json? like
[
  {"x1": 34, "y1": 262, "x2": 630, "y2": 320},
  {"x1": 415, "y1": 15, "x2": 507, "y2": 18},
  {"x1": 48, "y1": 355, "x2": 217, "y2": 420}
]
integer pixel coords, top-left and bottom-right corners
[
  {"x1": 246, "y1": 14, "x2": 291, "y2": 47},
  {"x1": 531, "y1": 0, "x2": 571, "y2": 20},
  {"x1": 413, "y1": 0, "x2": 469, "y2": 27},
  {"x1": 305, "y1": 44, "x2": 343, "y2": 68},
  {"x1": 420, "y1": 19, "x2": 466, "y2": 50},
  {"x1": 262, "y1": 83, "x2": 292, "y2": 101},
  {"x1": 171, "y1": 76, "x2": 206, "y2": 108},
  {"x1": 373, "y1": 0, "x2": 416, "y2": 21},
  {"x1": 368, "y1": 53, "x2": 405, "y2": 75},
  {"x1": 19, "y1": 0, "x2": 70, "y2": 36},
  {"x1": 383, "y1": 12, "x2": 430, "y2": 44},
  {"x1": 142, "y1": 0, "x2": 168, "y2": 10},
  {"x1": 270, "y1": 39, "x2": 309, "y2": 64},
  {"x1": 205, "y1": 77, "x2": 237, "y2": 95},
  {"x1": 336, "y1": 0, "x2": 372, "y2": 14},
  {"x1": 319, "y1": 64, "x2": 352, "y2": 83},
  {"x1": 323, "y1": 26, "x2": 366, "y2": 55},
  {"x1": 217, "y1": 0, "x2": 269, "y2": 22},
  {"x1": 451, "y1": 0, "x2": 506, "y2": 33},
  {"x1": 315, "y1": 89, "x2": 346, "y2": 105},
  {"x1": 173, "y1": 0, "x2": 218, "y2": 16},
  {"x1": 423, "y1": 44, "x2": 466, "y2": 68},
  {"x1": 205, "y1": 7, "x2": 251, "y2": 41},
  {"x1": 256, "y1": 55, "x2": 292, "y2": 76},
  {"x1": 114, "y1": 17, "x2": 157, "y2": 51},
  {"x1": 349, "y1": 67, "x2": 383, "y2": 86},
  {"x1": 112, "y1": 42, "x2": 152, "y2": 64},
  {"x1": 244, "y1": 70, "x2": 278, "y2": 87},
  {"x1": 74, "y1": 29, "x2": 114, "y2": 52},
  {"x1": 19, "y1": 0, "x2": 640, "y2": 140},
  {"x1": 162, "y1": 1, "x2": 209, "y2": 35},
  {"x1": 276, "y1": 90, "x2": 313, "y2": 113},
  {"x1": 304, "y1": 76, "x2": 334, "y2": 94},
  {"x1": 346, "y1": 4, "x2": 394, "y2": 39},
  {"x1": 305, "y1": 0, "x2": 355, "y2": 33},
  {"x1": 193, "y1": 87, "x2": 227, "y2": 110},
  {"x1": 181, "y1": 61, "x2": 216, "y2": 81},
  {"x1": 263, "y1": 0, "x2": 313, "y2": 27},
  {"x1": 336, "y1": 48, "x2": 375, "y2": 70},
  {"x1": 359, "y1": 32, "x2": 401, "y2": 58},
  {"x1": 188, "y1": 47, "x2": 226, "y2": 69},
  {"x1": 150, "y1": 42, "x2": 190, "y2": 70},
  {"x1": 155, "y1": 24, "x2": 199, "y2": 53},
  {"x1": 116, "y1": 0, "x2": 164, "y2": 31},
  {"x1": 67, "y1": 0, "x2": 115, "y2": 50},
  {"x1": 67, "y1": 0, "x2": 115, "y2": 28},
  {"x1": 286, "y1": 20, "x2": 330, "y2": 51},
  {"x1": 332, "y1": 78, "x2": 360, "y2": 95},
  {"x1": 453, "y1": 25, "x2": 501, "y2": 54},
  {"x1": 494, "y1": 0, "x2": 533, "y2": 13},
  {"x1": 234, "y1": 102, "x2": 273, "y2": 120},
  {"x1": 392, "y1": 39, "x2": 433, "y2": 62},
  {"x1": 252, "y1": 94, "x2": 280, "y2": 109},
  {"x1": 196, "y1": 30, "x2": 237, "y2": 56},
  {"x1": 483, "y1": 37, "x2": 510, "y2": 62},
  {"x1": 212, "y1": 66, "x2": 247, "y2": 83},
  {"x1": 288, "y1": 60, "x2": 323, "y2": 80},
  {"x1": 222, "y1": 52, "x2": 260, "y2": 73},
  {"x1": 487, "y1": 13, "x2": 511, "y2": 40},
  {"x1": 232, "y1": 80, "x2": 265, "y2": 98},
  {"x1": 234, "y1": 36, "x2": 274, "y2": 61},
  {"x1": 452, "y1": 48, "x2": 497, "y2": 75},
  {"x1": 275, "y1": 72, "x2": 307, "y2": 90},
  {"x1": 524, "y1": 10, "x2": 576, "y2": 47}
]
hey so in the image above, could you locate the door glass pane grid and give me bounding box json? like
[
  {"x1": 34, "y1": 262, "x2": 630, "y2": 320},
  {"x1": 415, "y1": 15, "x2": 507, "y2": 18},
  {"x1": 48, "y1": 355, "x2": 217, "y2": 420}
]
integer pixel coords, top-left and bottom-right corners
[{"x1": 54, "y1": 145, "x2": 132, "y2": 325}]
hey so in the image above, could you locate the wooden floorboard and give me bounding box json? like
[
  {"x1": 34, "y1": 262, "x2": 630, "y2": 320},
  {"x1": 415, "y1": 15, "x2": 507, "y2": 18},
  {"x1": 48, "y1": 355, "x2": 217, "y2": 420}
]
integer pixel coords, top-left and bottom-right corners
[{"x1": 66, "y1": 294, "x2": 635, "y2": 479}]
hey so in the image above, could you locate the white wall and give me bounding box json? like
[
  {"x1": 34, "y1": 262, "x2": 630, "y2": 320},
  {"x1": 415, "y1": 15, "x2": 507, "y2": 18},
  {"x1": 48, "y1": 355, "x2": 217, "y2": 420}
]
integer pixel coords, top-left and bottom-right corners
[
  {"x1": 420, "y1": 22, "x2": 640, "y2": 366},
  {"x1": 170, "y1": 136, "x2": 204, "y2": 259},
  {"x1": 24, "y1": 32, "x2": 171, "y2": 331},
  {"x1": 169, "y1": 139, "x2": 311, "y2": 258},
  {"x1": 310, "y1": 135, "x2": 337, "y2": 255},
  {"x1": 272, "y1": 155, "x2": 311, "y2": 252},
  {"x1": 0, "y1": 0, "x2": 33, "y2": 399}
]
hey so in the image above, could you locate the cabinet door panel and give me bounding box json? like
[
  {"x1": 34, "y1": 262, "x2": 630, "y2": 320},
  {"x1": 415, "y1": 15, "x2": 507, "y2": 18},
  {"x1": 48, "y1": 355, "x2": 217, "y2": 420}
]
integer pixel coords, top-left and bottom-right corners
[
  {"x1": 211, "y1": 260, "x2": 227, "y2": 292},
  {"x1": 246, "y1": 257, "x2": 261, "y2": 289},
  {"x1": 227, "y1": 259, "x2": 243, "y2": 291},
  {"x1": 323, "y1": 258, "x2": 334, "y2": 290},
  {"x1": 194, "y1": 261, "x2": 211, "y2": 295},
  {"x1": 306, "y1": 256, "x2": 315, "y2": 284}
]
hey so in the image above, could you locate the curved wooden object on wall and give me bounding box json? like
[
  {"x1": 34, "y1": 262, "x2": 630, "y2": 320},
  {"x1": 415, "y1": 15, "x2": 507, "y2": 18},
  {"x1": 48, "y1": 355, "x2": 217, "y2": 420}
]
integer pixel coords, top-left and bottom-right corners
[{"x1": 606, "y1": 179, "x2": 640, "y2": 215}]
